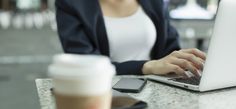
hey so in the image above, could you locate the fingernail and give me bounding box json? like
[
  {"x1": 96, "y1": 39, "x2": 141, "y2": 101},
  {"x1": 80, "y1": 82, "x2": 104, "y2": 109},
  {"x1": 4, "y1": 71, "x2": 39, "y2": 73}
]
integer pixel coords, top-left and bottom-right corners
[
  {"x1": 185, "y1": 71, "x2": 194, "y2": 78},
  {"x1": 201, "y1": 62, "x2": 205, "y2": 65},
  {"x1": 201, "y1": 62, "x2": 205, "y2": 70},
  {"x1": 197, "y1": 70, "x2": 202, "y2": 77}
]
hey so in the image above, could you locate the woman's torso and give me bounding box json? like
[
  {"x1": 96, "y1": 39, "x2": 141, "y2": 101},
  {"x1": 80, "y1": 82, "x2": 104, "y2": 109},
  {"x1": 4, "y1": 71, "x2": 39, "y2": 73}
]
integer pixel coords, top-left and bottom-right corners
[
  {"x1": 100, "y1": 0, "x2": 157, "y2": 62},
  {"x1": 103, "y1": 7, "x2": 157, "y2": 62}
]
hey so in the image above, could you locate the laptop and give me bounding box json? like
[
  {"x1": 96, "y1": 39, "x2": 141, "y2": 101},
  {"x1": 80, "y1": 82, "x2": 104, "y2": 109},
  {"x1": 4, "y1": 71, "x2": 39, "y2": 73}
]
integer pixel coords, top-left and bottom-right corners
[{"x1": 145, "y1": 0, "x2": 236, "y2": 92}]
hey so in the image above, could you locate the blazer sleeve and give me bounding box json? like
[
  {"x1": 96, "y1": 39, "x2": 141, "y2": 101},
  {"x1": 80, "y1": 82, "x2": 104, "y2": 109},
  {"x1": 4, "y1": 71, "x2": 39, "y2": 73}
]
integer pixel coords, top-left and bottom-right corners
[{"x1": 56, "y1": 0, "x2": 147, "y2": 75}]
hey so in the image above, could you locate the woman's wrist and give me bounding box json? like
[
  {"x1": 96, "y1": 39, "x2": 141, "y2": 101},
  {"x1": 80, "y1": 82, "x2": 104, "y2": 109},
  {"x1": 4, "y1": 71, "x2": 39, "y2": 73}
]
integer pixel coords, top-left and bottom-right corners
[{"x1": 142, "y1": 60, "x2": 155, "y2": 75}]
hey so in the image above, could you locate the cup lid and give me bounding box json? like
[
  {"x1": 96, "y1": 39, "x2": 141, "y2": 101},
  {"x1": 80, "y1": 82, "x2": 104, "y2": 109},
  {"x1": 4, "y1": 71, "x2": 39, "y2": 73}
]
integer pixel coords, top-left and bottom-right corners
[{"x1": 48, "y1": 54, "x2": 116, "y2": 78}]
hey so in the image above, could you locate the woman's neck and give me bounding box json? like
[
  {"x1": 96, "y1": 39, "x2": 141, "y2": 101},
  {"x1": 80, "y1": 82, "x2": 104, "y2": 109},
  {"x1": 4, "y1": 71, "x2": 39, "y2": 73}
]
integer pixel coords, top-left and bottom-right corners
[
  {"x1": 99, "y1": 0, "x2": 139, "y2": 17},
  {"x1": 99, "y1": 0, "x2": 137, "y2": 9}
]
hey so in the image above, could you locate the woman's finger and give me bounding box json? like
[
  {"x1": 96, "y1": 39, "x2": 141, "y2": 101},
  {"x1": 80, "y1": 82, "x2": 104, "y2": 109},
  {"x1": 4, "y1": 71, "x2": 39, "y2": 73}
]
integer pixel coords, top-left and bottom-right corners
[
  {"x1": 169, "y1": 58, "x2": 199, "y2": 77},
  {"x1": 180, "y1": 48, "x2": 206, "y2": 60},
  {"x1": 168, "y1": 63, "x2": 185, "y2": 75},
  {"x1": 171, "y1": 51, "x2": 204, "y2": 69}
]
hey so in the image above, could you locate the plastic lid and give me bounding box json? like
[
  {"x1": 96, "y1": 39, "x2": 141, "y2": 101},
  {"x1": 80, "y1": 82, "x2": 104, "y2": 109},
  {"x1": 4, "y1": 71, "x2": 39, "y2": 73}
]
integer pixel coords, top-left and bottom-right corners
[{"x1": 48, "y1": 54, "x2": 116, "y2": 79}]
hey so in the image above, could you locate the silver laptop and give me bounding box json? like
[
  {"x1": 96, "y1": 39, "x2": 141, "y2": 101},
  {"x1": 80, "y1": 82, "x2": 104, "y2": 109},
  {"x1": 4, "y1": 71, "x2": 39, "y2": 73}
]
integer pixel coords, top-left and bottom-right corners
[{"x1": 145, "y1": 0, "x2": 236, "y2": 92}]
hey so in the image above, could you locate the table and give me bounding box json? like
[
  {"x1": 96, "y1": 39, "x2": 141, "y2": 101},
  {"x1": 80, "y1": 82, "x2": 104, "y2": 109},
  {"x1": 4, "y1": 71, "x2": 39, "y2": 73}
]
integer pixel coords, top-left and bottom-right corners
[{"x1": 35, "y1": 76, "x2": 236, "y2": 109}]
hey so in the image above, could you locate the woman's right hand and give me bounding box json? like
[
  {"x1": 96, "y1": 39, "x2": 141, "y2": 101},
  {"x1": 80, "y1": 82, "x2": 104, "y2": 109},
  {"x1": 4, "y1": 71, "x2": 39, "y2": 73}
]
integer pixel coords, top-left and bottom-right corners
[{"x1": 142, "y1": 48, "x2": 206, "y2": 77}]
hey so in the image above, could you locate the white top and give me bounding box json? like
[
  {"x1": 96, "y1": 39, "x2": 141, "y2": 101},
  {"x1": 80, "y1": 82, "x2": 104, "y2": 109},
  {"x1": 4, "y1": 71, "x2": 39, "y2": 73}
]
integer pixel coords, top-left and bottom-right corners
[{"x1": 104, "y1": 7, "x2": 157, "y2": 62}]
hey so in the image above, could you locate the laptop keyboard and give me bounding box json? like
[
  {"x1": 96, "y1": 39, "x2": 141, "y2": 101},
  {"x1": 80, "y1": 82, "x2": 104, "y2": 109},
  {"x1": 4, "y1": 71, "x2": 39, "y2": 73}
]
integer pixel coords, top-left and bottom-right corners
[{"x1": 172, "y1": 77, "x2": 200, "y2": 85}]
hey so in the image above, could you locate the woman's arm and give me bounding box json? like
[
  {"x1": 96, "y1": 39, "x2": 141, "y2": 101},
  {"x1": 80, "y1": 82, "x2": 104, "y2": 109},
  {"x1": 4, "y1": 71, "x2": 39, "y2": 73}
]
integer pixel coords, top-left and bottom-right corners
[
  {"x1": 142, "y1": 49, "x2": 206, "y2": 76},
  {"x1": 142, "y1": 1, "x2": 206, "y2": 76},
  {"x1": 112, "y1": 61, "x2": 147, "y2": 75}
]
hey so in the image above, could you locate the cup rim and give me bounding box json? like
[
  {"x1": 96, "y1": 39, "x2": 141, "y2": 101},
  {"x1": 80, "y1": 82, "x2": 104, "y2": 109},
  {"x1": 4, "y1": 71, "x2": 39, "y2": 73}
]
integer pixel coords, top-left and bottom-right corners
[{"x1": 48, "y1": 54, "x2": 116, "y2": 79}]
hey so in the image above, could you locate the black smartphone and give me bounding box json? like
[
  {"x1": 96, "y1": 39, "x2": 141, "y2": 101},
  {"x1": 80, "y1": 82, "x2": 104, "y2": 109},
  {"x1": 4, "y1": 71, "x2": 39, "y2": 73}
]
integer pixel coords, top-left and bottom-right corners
[{"x1": 112, "y1": 78, "x2": 147, "y2": 93}]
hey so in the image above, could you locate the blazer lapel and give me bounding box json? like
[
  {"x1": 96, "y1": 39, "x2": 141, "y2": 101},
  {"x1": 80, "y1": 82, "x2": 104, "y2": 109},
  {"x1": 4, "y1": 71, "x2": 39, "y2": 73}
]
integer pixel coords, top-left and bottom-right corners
[{"x1": 71, "y1": 0, "x2": 110, "y2": 56}]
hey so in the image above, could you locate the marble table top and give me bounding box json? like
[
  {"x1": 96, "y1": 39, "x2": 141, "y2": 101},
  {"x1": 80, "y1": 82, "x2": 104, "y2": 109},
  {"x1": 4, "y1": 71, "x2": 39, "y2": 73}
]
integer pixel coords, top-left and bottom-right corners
[{"x1": 35, "y1": 76, "x2": 236, "y2": 109}]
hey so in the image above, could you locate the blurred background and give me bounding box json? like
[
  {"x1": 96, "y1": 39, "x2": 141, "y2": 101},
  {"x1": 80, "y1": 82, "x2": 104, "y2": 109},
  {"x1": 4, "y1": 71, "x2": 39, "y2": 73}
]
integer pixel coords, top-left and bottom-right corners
[{"x1": 0, "y1": 0, "x2": 219, "y2": 109}]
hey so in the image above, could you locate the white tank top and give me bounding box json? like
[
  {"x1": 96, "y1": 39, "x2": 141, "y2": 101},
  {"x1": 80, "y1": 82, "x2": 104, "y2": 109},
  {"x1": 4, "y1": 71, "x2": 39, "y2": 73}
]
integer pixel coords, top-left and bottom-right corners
[{"x1": 104, "y1": 7, "x2": 157, "y2": 62}]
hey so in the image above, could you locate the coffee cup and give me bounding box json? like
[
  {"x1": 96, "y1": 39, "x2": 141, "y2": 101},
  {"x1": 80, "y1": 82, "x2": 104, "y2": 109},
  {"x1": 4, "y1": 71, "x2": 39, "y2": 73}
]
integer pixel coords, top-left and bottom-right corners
[{"x1": 48, "y1": 54, "x2": 116, "y2": 109}]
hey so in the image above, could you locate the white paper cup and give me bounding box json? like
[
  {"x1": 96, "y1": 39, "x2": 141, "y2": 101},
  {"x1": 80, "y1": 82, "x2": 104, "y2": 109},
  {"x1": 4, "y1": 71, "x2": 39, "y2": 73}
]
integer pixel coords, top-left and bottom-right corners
[{"x1": 48, "y1": 54, "x2": 116, "y2": 109}]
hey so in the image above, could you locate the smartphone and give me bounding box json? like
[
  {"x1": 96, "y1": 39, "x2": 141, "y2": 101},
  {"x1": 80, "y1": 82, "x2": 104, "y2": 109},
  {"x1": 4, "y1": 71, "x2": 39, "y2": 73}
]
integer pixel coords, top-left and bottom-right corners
[{"x1": 112, "y1": 78, "x2": 147, "y2": 93}]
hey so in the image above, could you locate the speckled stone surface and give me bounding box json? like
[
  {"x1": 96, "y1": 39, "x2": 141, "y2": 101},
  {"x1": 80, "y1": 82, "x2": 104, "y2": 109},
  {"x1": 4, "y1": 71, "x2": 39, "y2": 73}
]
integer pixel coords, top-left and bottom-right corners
[{"x1": 36, "y1": 76, "x2": 236, "y2": 109}]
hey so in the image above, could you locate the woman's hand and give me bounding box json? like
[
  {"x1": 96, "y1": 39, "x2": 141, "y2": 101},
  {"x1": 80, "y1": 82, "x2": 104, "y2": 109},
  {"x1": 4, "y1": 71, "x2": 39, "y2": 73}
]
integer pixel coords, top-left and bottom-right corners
[{"x1": 142, "y1": 48, "x2": 206, "y2": 76}]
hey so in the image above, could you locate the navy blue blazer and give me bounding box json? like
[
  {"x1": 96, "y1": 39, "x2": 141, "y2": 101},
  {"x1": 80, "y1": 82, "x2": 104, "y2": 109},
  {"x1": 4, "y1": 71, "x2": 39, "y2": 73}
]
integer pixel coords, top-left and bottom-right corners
[{"x1": 56, "y1": 0, "x2": 181, "y2": 75}]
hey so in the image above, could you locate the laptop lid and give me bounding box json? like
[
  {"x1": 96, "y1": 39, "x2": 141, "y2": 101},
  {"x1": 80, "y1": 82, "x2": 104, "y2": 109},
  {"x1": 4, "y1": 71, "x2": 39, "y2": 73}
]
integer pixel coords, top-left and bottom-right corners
[{"x1": 199, "y1": 0, "x2": 236, "y2": 91}]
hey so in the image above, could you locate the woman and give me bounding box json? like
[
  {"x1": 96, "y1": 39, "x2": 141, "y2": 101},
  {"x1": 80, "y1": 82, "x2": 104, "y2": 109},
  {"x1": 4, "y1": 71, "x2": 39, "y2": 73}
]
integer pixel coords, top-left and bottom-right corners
[{"x1": 56, "y1": 0, "x2": 206, "y2": 76}]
